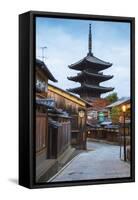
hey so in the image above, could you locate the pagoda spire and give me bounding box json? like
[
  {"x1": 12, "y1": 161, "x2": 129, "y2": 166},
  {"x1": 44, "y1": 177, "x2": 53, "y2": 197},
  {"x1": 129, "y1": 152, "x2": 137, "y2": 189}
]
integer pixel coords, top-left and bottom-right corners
[{"x1": 87, "y1": 24, "x2": 93, "y2": 56}]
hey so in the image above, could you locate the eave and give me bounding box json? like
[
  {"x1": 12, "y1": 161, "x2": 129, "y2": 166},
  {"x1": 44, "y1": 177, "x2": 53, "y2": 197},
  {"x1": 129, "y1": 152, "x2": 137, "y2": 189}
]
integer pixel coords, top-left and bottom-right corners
[
  {"x1": 68, "y1": 71, "x2": 113, "y2": 82},
  {"x1": 36, "y1": 59, "x2": 58, "y2": 82},
  {"x1": 68, "y1": 55, "x2": 112, "y2": 71},
  {"x1": 67, "y1": 83, "x2": 114, "y2": 94}
]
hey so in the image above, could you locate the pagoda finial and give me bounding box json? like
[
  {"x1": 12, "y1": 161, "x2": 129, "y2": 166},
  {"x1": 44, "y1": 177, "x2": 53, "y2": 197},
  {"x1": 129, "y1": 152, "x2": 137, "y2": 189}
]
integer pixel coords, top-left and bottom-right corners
[{"x1": 87, "y1": 24, "x2": 93, "y2": 56}]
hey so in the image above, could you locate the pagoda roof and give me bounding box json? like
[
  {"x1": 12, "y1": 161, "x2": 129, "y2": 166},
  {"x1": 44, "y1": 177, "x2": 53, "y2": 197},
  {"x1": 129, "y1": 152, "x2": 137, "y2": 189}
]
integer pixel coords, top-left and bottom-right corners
[
  {"x1": 68, "y1": 70, "x2": 113, "y2": 82},
  {"x1": 69, "y1": 55, "x2": 112, "y2": 71},
  {"x1": 67, "y1": 83, "x2": 114, "y2": 94},
  {"x1": 36, "y1": 59, "x2": 57, "y2": 82}
]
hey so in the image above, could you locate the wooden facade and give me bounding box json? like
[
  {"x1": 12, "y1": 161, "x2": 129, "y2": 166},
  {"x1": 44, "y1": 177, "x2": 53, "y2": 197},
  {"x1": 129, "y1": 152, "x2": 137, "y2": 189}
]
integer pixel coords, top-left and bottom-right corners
[
  {"x1": 35, "y1": 59, "x2": 91, "y2": 182},
  {"x1": 36, "y1": 112, "x2": 48, "y2": 154},
  {"x1": 48, "y1": 114, "x2": 71, "y2": 159},
  {"x1": 35, "y1": 59, "x2": 74, "y2": 182},
  {"x1": 48, "y1": 84, "x2": 91, "y2": 149}
]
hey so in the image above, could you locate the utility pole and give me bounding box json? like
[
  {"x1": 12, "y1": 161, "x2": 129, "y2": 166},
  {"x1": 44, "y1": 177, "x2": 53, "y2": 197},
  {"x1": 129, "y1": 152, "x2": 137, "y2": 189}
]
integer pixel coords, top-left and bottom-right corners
[
  {"x1": 123, "y1": 111, "x2": 126, "y2": 161},
  {"x1": 122, "y1": 105, "x2": 127, "y2": 161}
]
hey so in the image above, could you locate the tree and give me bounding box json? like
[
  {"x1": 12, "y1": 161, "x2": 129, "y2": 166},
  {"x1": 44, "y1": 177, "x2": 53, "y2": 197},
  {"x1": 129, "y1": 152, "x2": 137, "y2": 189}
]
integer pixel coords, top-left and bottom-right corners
[
  {"x1": 110, "y1": 106, "x2": 121, "y2": 124},
  {"x1": 105, "y1": 92, "x2": 118, "y2": 104}
]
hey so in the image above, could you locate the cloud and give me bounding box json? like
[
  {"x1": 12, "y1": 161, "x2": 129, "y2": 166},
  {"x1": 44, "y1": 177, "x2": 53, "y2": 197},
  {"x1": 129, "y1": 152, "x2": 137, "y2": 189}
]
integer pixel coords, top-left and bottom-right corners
[{"x1": 36, "y1": 18, "x2": 130, "y2": 98}]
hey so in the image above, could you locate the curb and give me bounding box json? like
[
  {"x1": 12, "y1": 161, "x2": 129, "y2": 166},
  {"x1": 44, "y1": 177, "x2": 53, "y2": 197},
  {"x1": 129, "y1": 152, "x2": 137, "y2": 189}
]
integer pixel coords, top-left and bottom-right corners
[
  {"x1": 48, "y1": 153, "x2": 80, "y2": 182},
  {"x1": 87, "y1": 138, "x2": 119, "y2": 146}
]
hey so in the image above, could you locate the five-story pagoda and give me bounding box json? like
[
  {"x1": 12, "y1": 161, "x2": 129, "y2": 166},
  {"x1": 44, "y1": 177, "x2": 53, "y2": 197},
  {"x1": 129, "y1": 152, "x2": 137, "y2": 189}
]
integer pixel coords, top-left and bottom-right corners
[{"x1": 67, "y1": 24, "x2": 114, "y2": 102}]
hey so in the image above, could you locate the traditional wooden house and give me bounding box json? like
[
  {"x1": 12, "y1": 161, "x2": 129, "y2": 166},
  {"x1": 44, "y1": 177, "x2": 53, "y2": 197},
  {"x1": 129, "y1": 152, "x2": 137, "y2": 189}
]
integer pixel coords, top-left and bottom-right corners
[
  {"x1": 36, "y1": 59, "x2": 92, "y2": 182},
  {"x1": 87, "y1": 98, "x2": 109, "y2": 124},
  {"x1": 87, "y1": 98, "x2": 131, "y2": 150},
  {"x1": 36, "y1": 59, "x2": 57, "y2": 155},
  {"x1": 36, "y1": 59, "x2": 57, "y2": 97},
  {"x1": 36, "y1": 59, "x2": 75, "y2": 182},
  {"x1": 36, "y1": 59, "x2": 59, "y2": 181},
  {"x1": 106, "y1": 97, "x2": 130, "y2": 116},
  {"x1": 48, "y1": 84, "x2": 91, "y2": 150},
  {"x1": 106, "y1": 97, "x2": 131, "y2": 160}
]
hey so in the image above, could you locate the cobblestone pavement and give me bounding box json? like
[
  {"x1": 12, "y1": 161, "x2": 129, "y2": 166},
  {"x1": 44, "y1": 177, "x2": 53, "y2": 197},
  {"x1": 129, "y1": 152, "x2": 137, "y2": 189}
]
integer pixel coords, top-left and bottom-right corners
[{"x1": 50, "y1": 141, "x2": 130, "y2": 182}]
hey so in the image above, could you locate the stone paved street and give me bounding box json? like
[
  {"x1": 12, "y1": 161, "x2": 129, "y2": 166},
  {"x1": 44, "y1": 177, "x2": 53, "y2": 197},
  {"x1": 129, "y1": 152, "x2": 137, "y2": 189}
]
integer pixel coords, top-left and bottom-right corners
[{"x1": 50, "y1": 141, "x2": 130, "y2": 182}]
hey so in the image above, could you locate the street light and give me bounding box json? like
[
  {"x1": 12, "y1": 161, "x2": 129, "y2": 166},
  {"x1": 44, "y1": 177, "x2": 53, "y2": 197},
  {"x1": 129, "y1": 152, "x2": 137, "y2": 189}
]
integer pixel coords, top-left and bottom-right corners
[
  {"x1": 122, "y1": 105, "x2": 126, "y2": 113},
  {"x1": 122, "y1": 104, "x2": 127, "y2": 161},
  {"x1": 78, "y1": 110, "x2": 85, "y2": 149},
  {"x1": 79, "y1": 110, "x2": 85, "y2": 118}
]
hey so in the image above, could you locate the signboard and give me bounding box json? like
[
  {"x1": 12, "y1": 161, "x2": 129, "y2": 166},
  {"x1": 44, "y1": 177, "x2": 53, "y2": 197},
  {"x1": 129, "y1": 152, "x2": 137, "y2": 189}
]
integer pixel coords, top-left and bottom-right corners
[
  {"x1": 88, "y1": 111, "x2": 97, "y2": 119},
  {"x1": 98, "y1": 112, "x2": 104, "y2": 122}
]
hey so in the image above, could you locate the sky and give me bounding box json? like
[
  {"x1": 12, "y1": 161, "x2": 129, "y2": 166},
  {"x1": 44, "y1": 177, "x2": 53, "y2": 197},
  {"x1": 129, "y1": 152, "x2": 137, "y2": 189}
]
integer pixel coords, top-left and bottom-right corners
[{"x1": 36, "y1": 17, "x2": 131, "y2": 98}]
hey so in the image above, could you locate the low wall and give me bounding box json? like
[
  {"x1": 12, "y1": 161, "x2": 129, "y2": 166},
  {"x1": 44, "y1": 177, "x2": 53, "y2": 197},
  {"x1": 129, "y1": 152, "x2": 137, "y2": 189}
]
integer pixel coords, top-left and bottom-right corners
[{"x1": 87, "y1": 127, "x2": 130, "y2": 144}]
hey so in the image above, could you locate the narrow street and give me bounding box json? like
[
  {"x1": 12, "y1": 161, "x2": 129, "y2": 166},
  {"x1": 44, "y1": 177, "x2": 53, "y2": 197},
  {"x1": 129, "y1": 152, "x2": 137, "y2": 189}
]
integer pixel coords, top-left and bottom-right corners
[{"x1": 49, "y1": 141, "x2": 130, "y2": 182}]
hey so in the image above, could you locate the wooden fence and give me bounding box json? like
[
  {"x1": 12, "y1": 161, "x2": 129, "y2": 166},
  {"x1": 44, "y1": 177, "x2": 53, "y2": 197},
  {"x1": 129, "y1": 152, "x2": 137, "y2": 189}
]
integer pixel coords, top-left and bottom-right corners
[
  {"x1": 57, "y1": 121, "x2": 71, "y2": 156},
  {"x1": 48, "y1": 118, "x2": 71, "y2": 159},
  {"x1": 36, "y1": 112, "x2": 48, "y2": 153},
  {"x1": 36, "y1": 111, "x2": 71, "y2": 159}
]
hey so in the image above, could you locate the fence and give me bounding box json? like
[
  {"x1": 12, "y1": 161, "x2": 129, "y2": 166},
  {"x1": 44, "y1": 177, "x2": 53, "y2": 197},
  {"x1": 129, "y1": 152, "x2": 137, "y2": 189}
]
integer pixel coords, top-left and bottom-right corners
[
  {"x1": 36, "y1": 112, "x2": 48, "y2": 153},
  {"x1": 48, "y1": 116, "x2": 71, "y2": 159},
  {"x1": 57, "y1": 121, "x2": 71, "y2": 156},
  {"x1": 87, "y1": 124, "x2": 131, "y2": 144}
]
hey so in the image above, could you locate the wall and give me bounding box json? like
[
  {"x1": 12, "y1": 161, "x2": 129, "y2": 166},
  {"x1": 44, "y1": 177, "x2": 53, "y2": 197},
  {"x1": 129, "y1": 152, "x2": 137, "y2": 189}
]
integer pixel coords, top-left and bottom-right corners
[
  {"x1": 48, "y1": 89, "x2": 87, "y2": 148},
  {"x1": 48, "y1": 90, "x2": 80, "y2": 114},
  {"x1": 0, "y1": 0, "x2": 137, "y2": 200}
]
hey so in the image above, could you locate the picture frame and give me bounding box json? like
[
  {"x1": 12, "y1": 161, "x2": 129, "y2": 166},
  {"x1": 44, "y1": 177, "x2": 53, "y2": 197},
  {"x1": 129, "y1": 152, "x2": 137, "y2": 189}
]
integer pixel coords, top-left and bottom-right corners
[{"x1": 19, "y1": 11, "x2": 135, "y2": 189}]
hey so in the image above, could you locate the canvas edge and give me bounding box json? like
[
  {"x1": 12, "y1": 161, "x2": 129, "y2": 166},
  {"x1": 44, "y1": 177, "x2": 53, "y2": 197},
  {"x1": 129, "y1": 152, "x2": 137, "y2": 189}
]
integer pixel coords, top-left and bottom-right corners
[{"x1": 19, "y1": 10, "x2": 135, "y2": 189}]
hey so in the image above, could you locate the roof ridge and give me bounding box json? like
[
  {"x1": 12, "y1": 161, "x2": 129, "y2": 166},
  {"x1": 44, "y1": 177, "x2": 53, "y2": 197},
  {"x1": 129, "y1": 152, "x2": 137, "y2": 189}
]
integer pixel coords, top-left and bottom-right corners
[{"x1": 48, "y1": 83, "x2": 91, "y2": 106}]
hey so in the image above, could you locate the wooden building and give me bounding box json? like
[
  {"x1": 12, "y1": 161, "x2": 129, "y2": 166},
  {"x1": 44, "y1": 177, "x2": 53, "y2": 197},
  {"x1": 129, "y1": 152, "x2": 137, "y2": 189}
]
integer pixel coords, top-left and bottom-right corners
[
  {"x1": 36, "y1": 59, "x2": 60, "y2": 181},
  {"x1": 35, "y1": 59, "x2": 92, "y2": 181},
  {"x1": 36, "y1": 59, "x2": 72, "y2": 182},
  {"x1": 48, "y1": 84, "x2": 91, "y2": 150},
  {"x1": 36, "y1": 59, "x2": 57, "y2": 155},
  {"x1": 106, "y1": 97, "x2": 130, "y2": 117},
  {"x1": 87, "y1": 98, "x2": 109, "y2": 124}
]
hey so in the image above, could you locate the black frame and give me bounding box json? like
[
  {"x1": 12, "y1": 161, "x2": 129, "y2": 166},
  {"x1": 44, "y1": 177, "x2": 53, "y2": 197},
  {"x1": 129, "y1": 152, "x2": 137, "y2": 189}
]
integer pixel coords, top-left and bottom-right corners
[{"x1": 19, "y1": 10, "x2": 135, "y2": 189}]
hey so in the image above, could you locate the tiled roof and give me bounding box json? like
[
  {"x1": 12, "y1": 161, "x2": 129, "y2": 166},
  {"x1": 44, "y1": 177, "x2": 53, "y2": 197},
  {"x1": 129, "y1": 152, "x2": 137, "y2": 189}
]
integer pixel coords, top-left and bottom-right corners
[
  {"x1": 68, "y1": 83, "x2": 114, "y2": 93},
  {"x1": 68, "y1": 70, "x2": 113, "y2": 82},
  {"x1": 106, "y1": 97, "x2": 130, "y2": 108},
  {"x1": 36, "y1": 59, "x2": 57, "y2": 82},
  {"x1": 69, "y1": 54, "x2": 112, "y2": 70}
]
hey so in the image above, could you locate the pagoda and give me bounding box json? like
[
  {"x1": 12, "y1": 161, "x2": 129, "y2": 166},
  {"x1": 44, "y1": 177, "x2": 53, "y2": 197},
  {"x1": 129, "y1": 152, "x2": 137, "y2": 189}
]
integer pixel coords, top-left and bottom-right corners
[{"x1": 67, "y1": 24, "x2": 114, "y2": 102}]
